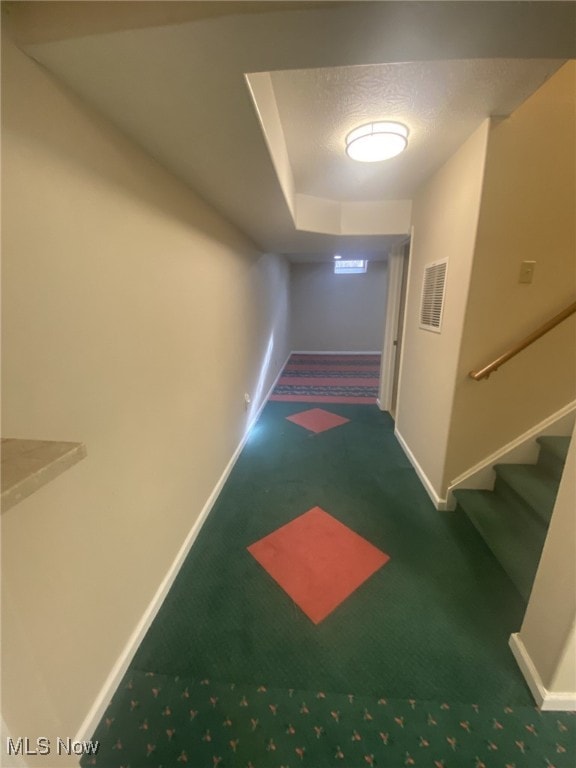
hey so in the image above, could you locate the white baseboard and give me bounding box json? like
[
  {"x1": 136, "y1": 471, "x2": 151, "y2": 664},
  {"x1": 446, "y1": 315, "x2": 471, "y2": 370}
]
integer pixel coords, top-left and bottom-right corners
[
  {"x1": 509, "y1": 633, "x2": 576, "y2": 711},
  {"x1": 394, "y1": 428, "x2": 448, "y2": 510},
  {"x1": 74, "y1": 353, "x2": 290, "y2": 744},
  {"x1": 290, "y1": 350, "x2": 382, "y2": 355},
  {"x1": 446, "y1": 401, "x2": 576, "y2": 508}
]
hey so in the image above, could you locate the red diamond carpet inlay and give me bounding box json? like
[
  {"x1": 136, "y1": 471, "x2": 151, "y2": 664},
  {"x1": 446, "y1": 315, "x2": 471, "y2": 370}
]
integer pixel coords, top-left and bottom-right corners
[
  {"x1": 285, "y1": 408, "x2": 350, "y2": 434},
  {"x1": 247, "y1": 506, "x2": 390, "y2": 624}
]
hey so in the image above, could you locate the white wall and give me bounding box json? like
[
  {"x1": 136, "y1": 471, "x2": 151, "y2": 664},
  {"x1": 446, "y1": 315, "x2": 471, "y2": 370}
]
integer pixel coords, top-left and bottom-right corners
[
  {"x1": 396, "y1": 63, "x2": 576, "y2": 503},
  {"x1": 395, "y1": 121, "x2": 490, "y2": 501},
  {"x1": 293, "y1": 194, "x2": 412, "y2": 236},
  {"x1": 514, "y1": 424, "x2": 576, "y2": 705},
  {"x1": 1, "y1": 37, "x2": 289, "y2": 766},
  {"x1": 290, "y1": 261, "x2": 387, "y2": 352},
  {"x1": 444, "y1": 61, "x2": 576, "y2": 489}
]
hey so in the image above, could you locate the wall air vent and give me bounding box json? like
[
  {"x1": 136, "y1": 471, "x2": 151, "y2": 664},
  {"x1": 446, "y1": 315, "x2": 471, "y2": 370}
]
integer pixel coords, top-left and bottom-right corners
[{"x1": 419, "y1": 259, "x2": 447, "y2": 333}]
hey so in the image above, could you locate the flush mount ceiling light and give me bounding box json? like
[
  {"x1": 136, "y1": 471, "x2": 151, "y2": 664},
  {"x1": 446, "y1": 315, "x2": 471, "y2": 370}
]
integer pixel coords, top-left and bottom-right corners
[
  {"x1": 333, "y1": 254, "x2": 342, "y2": 260},
  {"x1": 345, "y1": 121, "x2": 409, "y2": 162}
]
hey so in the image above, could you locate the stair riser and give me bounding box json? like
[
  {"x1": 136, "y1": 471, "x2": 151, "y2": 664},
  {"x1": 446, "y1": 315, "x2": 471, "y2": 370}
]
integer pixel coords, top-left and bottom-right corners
[
  {"x1": 454, "y1": 437, "x2": 569, "y2": 605},
  {"x1": 537, "y1": 447, "x2": 566, "y2": 482},
  {"x1": 454, "y1": 488, "x2": 546, "y2": 603},
  {"x1": 457, "y1": 504, "x2": 533, "y2": 602},
  {"x1": 493, "y1": 477, "x2": 551, "y2": 527}
]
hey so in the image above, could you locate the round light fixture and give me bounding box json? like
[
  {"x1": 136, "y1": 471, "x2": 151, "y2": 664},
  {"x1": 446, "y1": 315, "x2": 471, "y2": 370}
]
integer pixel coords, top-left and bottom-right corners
[{"x1": 345, "y1": 121, "x2": 409, "y2": 162}]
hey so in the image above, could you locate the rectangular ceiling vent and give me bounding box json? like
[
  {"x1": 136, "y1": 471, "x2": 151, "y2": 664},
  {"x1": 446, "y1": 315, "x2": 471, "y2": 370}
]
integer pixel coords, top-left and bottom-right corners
[{"x1": 419, "y1": 259, "x2": 447, "y2": 333}]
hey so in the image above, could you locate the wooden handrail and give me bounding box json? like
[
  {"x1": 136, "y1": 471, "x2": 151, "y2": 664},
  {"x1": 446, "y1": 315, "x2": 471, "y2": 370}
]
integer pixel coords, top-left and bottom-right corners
[{"x1": 469, "y1": 300, "x2": 576, "y2": 380}]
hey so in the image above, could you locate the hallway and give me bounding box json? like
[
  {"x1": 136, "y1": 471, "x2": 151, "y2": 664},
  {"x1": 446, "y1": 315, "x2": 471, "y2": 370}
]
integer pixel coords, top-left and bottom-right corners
[
  {"x1": 2, "y1": 4, "x2": 575, "y2": 764},
  {"x1": 83, "y1": 389, "x2": 574, "y2": 766}
]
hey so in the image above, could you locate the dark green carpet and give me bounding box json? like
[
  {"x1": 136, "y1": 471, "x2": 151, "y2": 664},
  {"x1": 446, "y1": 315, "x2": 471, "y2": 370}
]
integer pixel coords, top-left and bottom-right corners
[
  {"x1": 130, "y1": 404, "x2": 528, "y2": 704},
  {"x1": 84, "y1": 403, "x2": 576, "y2": 767}
]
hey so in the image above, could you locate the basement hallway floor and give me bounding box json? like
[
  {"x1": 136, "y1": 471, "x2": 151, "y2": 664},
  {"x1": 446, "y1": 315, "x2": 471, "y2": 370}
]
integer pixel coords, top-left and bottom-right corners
[{"x1": 83, "y1": 400, "x2": 575, "y2": 767}]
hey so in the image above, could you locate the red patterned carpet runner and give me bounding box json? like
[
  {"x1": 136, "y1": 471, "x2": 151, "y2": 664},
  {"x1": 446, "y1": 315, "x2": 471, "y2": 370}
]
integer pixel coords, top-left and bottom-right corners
[{"x1": 270, "y1": 353, "x2": 380, "y2": 404}]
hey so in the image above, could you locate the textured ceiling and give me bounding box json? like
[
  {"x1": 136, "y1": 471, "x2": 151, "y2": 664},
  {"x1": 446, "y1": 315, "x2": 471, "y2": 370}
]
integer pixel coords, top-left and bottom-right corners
[
  {"x1": 8, "y1": 1, "x2": 576, "y2": 259},
  {"x1": 271, "y1": 59, "x2": 565, "y2": 201}
]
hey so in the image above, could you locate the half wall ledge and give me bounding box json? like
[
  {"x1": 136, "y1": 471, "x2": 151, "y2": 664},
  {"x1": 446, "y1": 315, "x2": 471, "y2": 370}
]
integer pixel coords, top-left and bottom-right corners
[{"x1": 1, "y1": 438, "x2": 87, "y2": 513}]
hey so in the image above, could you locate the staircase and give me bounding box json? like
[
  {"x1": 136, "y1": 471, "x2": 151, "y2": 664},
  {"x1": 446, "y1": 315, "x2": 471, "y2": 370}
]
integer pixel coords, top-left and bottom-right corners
[{"x1": 454, "y1": 436, "x2": 571, "y2": 602}]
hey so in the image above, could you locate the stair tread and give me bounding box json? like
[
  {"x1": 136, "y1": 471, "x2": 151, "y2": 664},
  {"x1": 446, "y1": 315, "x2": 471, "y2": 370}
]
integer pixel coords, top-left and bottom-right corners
[
  {"x1": 537, "y1": 435, "x2": 571, "y2": 463},
  {"x1": 454, "y1": 488, "x2": 546, "y2": 600},
  {"x1": 494, "y1": 463, "x2": 559, "y2": 521}
]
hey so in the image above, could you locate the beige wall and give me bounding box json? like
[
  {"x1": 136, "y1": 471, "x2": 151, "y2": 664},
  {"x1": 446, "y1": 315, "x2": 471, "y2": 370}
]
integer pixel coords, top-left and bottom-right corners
[
  {"x1": 551, "y1": 622, "x2": 576, "y2": 695},
  {"x1": 1, "y1": 37, "x2": 289, "y2": 765},
  {"x1": 395, "y1": 122, "x2": 490, "y2": 497},
  {"x1": 519, "y1": 426, "x2": 576, "y2": 694},
  {"x1": 290, "y1": 260, "x2": 387, "y2": 352},
  {"x1": 443, "y1": 62, "x2": 576, "y2": 489}
]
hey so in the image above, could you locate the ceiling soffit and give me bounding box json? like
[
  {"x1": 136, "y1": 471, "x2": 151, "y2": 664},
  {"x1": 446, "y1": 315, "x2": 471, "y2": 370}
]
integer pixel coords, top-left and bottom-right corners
[
  {"x1": 14, "y1": 2, "x2": 576, "y2": 257},
  {"x1": 247, "y1": 58, "x2": 564, "y2": 236}
]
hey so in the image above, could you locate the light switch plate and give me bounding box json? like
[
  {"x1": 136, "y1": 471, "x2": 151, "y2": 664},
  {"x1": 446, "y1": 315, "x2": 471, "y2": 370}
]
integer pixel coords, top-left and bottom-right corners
[{"x1": 519, "y1": 260, "x2": 536, "y2": 284}]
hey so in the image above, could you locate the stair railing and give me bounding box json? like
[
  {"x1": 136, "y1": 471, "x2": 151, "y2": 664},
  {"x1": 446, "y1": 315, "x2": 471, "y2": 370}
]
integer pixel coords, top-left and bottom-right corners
[{"x1": 469, "y1": 300, "x2": 576, "y2": 381}]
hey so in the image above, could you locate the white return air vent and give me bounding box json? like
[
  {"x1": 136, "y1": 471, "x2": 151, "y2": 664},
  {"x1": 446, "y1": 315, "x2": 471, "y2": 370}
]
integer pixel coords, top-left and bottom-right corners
[{"x1": 419, "y1": 259, "x2": 447, "y2": 333}]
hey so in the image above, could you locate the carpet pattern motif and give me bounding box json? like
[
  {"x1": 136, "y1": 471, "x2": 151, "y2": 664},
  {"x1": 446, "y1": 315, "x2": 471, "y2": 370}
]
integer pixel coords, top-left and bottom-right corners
[
  {"x1": 84, "y1": 672, "x2": 575, "y2": 767},
  {"x1": 247, "y1": 506, "x2": 390, "y2": 624},
  {"x1": 285, "y1": 408, "x2": 350, "y2": 434},
  {"x1": 270, "y1": 354, "x2": 380, "y2": 403}
]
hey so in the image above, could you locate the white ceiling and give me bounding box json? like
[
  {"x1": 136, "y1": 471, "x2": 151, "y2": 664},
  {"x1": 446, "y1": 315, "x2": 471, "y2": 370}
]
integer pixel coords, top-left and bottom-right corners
[
  {"x1": 6, "y1": 1, "x2": 575, "y2": 261},
  {"x1": 270, "y1": 59, "x2": 564, "y2": 201}
]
